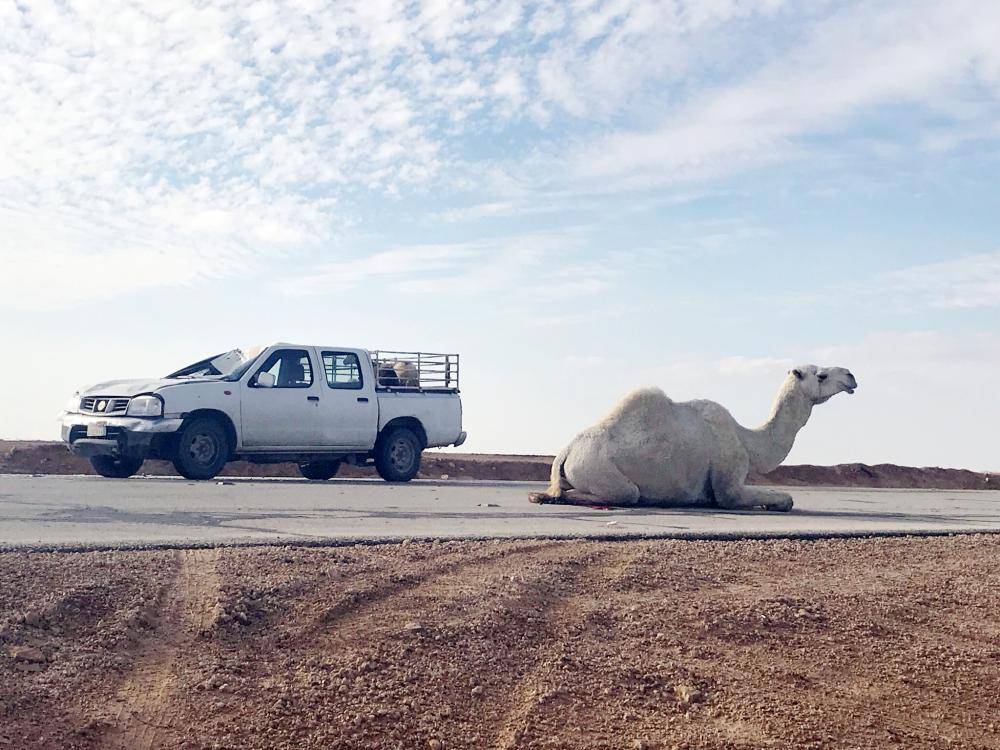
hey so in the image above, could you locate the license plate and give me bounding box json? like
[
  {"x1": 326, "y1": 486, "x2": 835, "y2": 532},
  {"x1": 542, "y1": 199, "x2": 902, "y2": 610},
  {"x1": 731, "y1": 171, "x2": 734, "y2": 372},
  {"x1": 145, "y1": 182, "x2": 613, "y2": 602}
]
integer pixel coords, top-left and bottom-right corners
[{"x1": 87, "y1": 422, "x2": 107, "y2": 437}]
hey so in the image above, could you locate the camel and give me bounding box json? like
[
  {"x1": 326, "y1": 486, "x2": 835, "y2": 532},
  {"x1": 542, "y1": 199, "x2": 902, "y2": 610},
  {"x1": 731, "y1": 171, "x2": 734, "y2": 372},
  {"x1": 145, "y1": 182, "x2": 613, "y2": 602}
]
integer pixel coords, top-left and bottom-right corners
[
  {"x1": 529, "y1": 365, "x2": 857, "y2": 512},
  {"x1": 376, "y1": 360, "x2": 420, "y2": 388},
  {"x1": 393, "y1": 360, "x2": 420, "y2": 387}
]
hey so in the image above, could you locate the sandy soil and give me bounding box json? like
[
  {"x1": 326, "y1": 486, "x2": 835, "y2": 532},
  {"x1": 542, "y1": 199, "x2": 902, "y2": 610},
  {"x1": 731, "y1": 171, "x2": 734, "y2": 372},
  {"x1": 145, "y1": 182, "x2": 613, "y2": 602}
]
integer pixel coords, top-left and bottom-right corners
[
  {"x1": 3, "y1": 536, "x2": 1000, "y2": 749},
  {"x1": 2, "y1": 440, "x2": 998, "y2": 490}
]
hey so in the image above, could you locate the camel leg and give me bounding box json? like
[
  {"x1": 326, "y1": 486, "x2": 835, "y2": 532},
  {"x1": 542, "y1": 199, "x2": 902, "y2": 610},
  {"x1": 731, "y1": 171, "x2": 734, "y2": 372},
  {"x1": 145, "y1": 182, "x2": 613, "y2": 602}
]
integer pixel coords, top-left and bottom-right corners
[
  {"x1": 562, "y1": 452, "x2": 642, "y2": 506},
  {"x1": 711, "y1": 472, "x2": 793, "y2": 512},
  {"x1": 529, "y1": 439, "x2": 641, "y2": 507},
  {"x1": 530, "y1": 489, "x2": 617, "y2": 507},
  {"x1": 721, "y1": 485, "x2": 793, "y2": 512}
]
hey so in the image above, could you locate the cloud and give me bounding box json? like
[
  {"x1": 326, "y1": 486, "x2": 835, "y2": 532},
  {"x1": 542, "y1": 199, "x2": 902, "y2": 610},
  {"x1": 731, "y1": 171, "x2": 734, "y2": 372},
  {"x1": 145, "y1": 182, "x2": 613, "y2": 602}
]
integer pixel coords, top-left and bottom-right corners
[
  {"x1": 1, "y1": 0, "x2": 791, "y2": 309},
  {"x1": 876, "y1": 253, "x2": 1000, "y2": 309},
  {"x1": 276, "y1": 229, "x2": 611, "y2": 299},
  {"x1": 571, "y1": 0, "x2": 1000, "y2": 188},
  {"x1": 4, "y1": 0, "x2": 1000, "y2": 312},
  {"x1": 778, "y1": 251, "x2": 1000, "y2": 313}
]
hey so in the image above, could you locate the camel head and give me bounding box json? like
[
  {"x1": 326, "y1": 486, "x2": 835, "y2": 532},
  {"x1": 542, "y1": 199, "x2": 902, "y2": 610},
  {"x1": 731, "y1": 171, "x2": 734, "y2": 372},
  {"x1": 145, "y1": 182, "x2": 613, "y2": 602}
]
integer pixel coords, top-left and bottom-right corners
[{"x1": 789, "y1": 364, "x2": 858, "y2": 405}]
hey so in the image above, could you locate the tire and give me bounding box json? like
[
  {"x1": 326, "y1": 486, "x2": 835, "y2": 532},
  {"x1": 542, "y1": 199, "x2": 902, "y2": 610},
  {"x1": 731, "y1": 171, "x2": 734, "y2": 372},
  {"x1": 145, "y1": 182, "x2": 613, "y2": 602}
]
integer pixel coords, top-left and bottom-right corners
[
  {"x1": 172, "y1": 417, "x2": 229, "y2": 480},
  {"x1": 298, "y1": 460, "x2": 341, "y2": 481},
  {"x1": 374, "y1": 427, "x2": 422, "y2": 482},
  {"x1": 90, "y1": 455, "x2": 144, "y2": 479}
]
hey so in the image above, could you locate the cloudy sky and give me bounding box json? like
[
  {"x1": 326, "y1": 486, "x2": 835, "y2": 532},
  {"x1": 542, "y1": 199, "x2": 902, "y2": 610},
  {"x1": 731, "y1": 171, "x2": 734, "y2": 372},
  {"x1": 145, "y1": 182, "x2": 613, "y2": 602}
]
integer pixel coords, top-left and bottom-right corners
[{"x1": 2, "y1": 0, "x2": 999, "y2": 469}]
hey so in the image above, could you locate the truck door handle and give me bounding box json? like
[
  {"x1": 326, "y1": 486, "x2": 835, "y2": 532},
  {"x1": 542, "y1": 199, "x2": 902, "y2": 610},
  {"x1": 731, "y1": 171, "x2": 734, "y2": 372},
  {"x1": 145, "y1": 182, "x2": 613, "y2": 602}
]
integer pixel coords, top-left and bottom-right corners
[
  {"x1": 357, "y1": 397, "x2": 369, "y2": 403},
  {"x1": 307, "y1": 396, "x2": 319, "y2": 402}
]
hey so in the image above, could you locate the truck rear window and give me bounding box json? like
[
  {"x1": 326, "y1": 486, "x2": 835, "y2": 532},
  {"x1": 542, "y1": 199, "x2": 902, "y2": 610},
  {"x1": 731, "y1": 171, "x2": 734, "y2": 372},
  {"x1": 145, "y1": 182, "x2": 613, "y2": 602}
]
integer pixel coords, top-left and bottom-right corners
[{"x1": 322, "y1": 352, "x2": 363, "y2": 390}]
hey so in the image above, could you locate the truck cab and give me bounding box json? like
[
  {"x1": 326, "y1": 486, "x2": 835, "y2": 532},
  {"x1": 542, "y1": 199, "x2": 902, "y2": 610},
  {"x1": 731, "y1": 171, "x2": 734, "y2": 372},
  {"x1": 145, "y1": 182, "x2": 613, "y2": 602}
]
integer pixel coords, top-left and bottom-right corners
[{"x1": 60, "y1": 344, "x2": 465, "y2": 482}]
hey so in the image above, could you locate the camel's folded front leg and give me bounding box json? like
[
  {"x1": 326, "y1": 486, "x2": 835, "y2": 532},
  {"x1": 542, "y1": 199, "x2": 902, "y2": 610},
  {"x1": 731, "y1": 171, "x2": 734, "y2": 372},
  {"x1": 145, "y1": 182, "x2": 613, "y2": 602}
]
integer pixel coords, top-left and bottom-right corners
[
  {"x1": 528, "y1": 489, "x2": 618, "y2": 506},
  {"x1": 714, "y1": 484, "x2": 794, "y2": 512}
]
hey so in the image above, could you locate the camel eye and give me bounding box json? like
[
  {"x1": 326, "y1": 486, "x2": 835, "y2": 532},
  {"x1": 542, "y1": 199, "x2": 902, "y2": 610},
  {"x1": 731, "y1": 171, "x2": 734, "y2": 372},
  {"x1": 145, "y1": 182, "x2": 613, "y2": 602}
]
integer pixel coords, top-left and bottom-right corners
[{"x1": 817, "y1": 373, "x2": 828, "y2": 381}]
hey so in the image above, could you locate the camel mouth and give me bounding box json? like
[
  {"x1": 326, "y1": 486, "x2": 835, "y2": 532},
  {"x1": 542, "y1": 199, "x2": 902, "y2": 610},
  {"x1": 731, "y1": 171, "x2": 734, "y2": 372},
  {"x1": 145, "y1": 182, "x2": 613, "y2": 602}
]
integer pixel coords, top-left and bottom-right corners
[{"x1": 846, "y1": 388, "x2": 855, "y2": 395}]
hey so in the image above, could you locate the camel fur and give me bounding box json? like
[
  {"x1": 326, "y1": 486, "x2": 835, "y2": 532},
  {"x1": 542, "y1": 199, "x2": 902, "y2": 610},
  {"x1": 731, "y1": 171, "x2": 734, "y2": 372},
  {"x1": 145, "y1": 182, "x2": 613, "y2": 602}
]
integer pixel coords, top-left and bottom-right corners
[{"x1": 529, "y1": 365, "x2": 857, "y2": 512}]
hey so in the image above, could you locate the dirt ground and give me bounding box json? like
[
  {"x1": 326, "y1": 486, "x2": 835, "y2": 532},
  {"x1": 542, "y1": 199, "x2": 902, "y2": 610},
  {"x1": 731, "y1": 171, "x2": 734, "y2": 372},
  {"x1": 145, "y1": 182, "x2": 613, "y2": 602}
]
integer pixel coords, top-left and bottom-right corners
[
  {"x1": 3, "y1": 536, "x2": 1000, "y2": 749},
  {"x1": 2, "y1": 440, "x2": 998, "y2": 490}
]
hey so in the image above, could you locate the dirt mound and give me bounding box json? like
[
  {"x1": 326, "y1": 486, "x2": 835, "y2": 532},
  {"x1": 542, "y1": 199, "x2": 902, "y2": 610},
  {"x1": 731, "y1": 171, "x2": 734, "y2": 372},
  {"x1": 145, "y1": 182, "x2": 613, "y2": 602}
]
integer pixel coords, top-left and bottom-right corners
[{"x1": 1, "y1": 440, "x2": 996, "y2": 489}]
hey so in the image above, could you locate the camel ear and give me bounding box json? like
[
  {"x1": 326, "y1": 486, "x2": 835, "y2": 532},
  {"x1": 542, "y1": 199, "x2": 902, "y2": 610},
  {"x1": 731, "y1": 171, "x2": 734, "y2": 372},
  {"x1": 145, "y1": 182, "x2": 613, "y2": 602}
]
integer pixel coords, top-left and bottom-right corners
[{"x1": 792, "y1": 369, "x2": 804, "y2": 380}]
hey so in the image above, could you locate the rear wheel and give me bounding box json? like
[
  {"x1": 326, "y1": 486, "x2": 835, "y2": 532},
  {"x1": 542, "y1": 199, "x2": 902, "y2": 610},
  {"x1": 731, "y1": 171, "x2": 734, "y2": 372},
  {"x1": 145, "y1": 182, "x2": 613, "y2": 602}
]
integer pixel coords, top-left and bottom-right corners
[
  {"x1": 172, "y1": 417, "x2": 229, "y2": 480},
  {"x1": 374, "y1": 427, "x2": 422, "y2": 482},
  {"x1": 90, "y1": 455, "x2": 144, "y2": 479},
  {"x1": 298, "y1": 460, "x2": 341, "y2": 480}
]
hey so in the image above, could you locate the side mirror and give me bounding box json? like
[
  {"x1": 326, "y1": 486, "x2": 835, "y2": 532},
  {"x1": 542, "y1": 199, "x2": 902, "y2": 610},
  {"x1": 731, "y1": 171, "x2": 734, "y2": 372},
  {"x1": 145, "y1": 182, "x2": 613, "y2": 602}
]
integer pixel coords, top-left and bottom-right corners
[{"x1": 256, "y1": 371, "x2": 276, "y2": 388}]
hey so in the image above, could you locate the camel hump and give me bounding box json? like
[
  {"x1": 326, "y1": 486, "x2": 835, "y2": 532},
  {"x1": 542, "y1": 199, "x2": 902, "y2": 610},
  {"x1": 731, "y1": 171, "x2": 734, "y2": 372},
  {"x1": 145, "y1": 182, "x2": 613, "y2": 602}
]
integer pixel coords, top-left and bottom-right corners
[{"x1": 602, "y1": 386, "x2": 671, "y2": 421}]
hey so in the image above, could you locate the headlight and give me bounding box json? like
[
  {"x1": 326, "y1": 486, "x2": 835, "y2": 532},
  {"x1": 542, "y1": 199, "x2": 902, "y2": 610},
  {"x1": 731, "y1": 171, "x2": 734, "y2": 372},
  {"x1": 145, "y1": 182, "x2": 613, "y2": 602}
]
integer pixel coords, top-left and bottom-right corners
[
  {"x1": 126, "y1": 395, "x2": 163, "y2": 417},
  {"x1": 64, "y1": 395, "x2": 80, "y2": 413}
]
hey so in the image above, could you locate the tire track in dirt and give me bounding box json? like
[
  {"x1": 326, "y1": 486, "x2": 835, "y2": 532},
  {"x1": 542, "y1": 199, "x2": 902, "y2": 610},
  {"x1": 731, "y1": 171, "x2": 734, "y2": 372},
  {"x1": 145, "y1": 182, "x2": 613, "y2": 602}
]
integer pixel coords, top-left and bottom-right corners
[
  {"x1": 301, "y1": 541, "x2": 636, "y2": 748},
  {"x1": 313, "y1": 541, "x2": 568, "y2": 638},
  {"x1": 490, "y1": 545, "x2": 642, "y2": 749},
  {"x1": 95, "y1": 548, "x2": 220, "y2": 750}
]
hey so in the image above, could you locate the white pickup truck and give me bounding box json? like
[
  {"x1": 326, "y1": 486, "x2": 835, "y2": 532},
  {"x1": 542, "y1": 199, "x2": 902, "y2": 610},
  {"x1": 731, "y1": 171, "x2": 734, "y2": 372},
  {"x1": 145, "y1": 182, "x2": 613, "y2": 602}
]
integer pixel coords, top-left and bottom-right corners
[{"x1": 59, "y1": 344, "x2": 465, "y2": 482}]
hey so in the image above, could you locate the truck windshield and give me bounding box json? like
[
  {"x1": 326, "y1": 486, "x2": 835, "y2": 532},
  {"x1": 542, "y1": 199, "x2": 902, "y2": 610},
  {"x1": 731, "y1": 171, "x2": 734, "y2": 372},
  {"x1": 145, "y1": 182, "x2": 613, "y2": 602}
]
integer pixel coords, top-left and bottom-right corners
[{"x1": 167, "y1": 349, "x2": 258, "y2": 379}]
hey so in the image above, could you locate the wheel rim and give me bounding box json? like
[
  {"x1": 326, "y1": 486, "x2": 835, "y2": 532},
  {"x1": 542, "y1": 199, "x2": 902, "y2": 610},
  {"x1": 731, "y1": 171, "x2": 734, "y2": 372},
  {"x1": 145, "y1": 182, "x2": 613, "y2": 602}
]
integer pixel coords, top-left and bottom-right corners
[
  {"x1": 188, "y1": 433, "x2": 218, "y2": 466},
  {"x1": 389, "y1": 438, "x2": 414, "y2": 472}
]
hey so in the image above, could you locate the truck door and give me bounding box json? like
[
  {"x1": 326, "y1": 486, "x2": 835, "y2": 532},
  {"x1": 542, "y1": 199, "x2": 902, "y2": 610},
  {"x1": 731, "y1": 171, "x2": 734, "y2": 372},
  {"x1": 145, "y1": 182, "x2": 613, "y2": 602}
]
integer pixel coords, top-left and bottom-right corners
[
  {"x1": 317, "y1": 350, "x2": 379, "y2": 448},
  {"x1": 240, "y1": 348, "x2": 327, "y2": 448}
]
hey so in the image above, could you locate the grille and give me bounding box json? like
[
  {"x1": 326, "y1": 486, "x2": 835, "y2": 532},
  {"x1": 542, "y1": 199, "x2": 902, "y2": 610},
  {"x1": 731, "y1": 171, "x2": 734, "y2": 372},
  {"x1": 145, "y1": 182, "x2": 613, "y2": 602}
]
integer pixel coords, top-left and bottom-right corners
[
  {"x1": 69, "y1": 425, "x2": 124, "y2": 442},
  {"x1": 79, "y1": 397, "x2": 130, "y2": 415}
]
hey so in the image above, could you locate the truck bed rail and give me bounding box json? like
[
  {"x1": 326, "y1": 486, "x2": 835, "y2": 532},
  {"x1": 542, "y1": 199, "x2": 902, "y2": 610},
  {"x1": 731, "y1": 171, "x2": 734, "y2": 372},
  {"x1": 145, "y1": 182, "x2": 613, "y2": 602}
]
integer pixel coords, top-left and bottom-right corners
[{"x1": 369, "y1": 351, "x2": 460, "y2": 392}]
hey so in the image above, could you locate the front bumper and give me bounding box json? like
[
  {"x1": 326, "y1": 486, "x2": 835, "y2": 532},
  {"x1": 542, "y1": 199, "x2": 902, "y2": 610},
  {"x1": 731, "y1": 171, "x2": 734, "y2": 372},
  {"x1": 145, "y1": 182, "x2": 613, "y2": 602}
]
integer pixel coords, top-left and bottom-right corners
[
  {"x1": 453, "y1": 431, "x2": 468, "y2": 448},
  {"x1": 59, "y1": 412, "x2": 184, "y2": 460}
]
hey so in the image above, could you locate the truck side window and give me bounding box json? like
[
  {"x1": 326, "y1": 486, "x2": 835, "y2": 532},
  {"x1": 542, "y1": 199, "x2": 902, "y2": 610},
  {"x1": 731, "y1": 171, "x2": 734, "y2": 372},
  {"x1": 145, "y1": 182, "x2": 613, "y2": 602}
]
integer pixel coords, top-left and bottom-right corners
[
  {"x1": 254, "y1": 349, "x2": 313, "y2": 388},
  {"x1": 322, "y1": 352, "x2": 362, "y2": 390}
]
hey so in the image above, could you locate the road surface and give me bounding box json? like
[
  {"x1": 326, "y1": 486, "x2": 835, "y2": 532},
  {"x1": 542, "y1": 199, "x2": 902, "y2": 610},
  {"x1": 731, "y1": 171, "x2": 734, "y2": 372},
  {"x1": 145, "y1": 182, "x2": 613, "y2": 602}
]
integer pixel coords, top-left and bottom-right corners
[{"x1": 1, "y1": 474, "x2": 999, "y2": 550}]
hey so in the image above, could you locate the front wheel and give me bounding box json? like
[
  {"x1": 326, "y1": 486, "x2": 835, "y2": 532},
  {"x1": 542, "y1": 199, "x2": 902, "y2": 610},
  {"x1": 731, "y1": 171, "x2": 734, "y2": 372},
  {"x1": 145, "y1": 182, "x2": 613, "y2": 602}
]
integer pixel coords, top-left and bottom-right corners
[
  {"x1": 172, "y1": 417, "x2": 229, "y2": 480},
  {"x1": 299, "y1": 460, "x2": 341, "y2": 480},
  {"x1": 90, "y1": 455, "x2": 144, "y2": 479},
  {"x1": 374, "y1": 427, "x2": 422, "y2": 482}
]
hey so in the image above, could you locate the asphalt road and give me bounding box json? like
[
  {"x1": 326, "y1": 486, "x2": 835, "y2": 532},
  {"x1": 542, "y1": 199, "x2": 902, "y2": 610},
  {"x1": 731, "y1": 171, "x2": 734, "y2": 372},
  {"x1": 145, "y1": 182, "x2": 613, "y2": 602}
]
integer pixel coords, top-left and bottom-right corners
[{"x1": 1, "y1": 474, "x2": 999, "y2": 550}]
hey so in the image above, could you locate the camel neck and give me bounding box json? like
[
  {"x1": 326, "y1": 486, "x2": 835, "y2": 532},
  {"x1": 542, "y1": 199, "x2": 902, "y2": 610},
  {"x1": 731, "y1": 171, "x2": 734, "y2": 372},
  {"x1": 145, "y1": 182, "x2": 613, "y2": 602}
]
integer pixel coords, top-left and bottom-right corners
[{"x1": 739, "y1": 380, "x2": 813, "y2": 474}]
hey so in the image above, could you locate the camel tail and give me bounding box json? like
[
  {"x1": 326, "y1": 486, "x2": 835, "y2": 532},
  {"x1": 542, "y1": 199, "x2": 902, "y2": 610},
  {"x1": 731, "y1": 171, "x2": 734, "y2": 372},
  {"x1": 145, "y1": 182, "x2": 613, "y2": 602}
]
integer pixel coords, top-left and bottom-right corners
[{"x1": 529, "y1": 445, "x2": 571, "y2": 504}]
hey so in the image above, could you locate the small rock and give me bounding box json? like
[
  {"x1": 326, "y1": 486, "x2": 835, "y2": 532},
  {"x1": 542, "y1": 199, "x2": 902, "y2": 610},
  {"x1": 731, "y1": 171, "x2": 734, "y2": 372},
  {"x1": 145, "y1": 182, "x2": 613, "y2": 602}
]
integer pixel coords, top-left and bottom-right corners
[
  {"x1": 440, "y1": 474, "x2": 449, "y2": 480},
  {"x1": 22, "y1": 610, "x2": 47, "y2": 628},
  {"x1": 606, "y1": 521, "x2": 619, "y2": 527},
  {"x1": 428, "y1": 741, "x2": 442, "y2": 750},
  {"x1": 471, "y1": 685, "x2": 484, "y2": 697},
  {"x1": 674, "y1": 684, "x2": 703, "y2": 704},
  {"x1": 404, "y1": 621, "x2": 424, "y2": 632},
  {"x1": 9, "y1": 645, "x2": 46, "y2": 663},
  {"x1": 631, "y1": 741, "x2": 648, "y2": 750}
]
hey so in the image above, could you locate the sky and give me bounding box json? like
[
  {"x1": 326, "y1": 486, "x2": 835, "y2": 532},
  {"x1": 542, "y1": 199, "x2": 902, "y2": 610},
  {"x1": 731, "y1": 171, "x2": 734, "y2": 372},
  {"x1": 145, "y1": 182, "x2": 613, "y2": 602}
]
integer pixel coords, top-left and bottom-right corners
[{"x1": 2, "y1": 0, "x2": 999, "y2": 470}]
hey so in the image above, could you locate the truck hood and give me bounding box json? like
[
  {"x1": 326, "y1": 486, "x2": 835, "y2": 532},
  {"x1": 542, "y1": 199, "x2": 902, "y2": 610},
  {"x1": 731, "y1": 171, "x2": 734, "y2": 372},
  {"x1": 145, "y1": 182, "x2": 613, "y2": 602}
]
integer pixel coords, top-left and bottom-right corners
[{"x1": 80, "y1": 378, "x2": 211, "y2": 397}]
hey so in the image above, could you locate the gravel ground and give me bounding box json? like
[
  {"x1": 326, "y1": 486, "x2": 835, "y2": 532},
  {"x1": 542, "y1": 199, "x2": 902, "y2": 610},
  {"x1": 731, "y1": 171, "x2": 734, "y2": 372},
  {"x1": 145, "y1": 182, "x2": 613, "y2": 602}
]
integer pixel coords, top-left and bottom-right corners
[{"x1": 2, "y1": 536, "x2": 1000, "y2": 749}]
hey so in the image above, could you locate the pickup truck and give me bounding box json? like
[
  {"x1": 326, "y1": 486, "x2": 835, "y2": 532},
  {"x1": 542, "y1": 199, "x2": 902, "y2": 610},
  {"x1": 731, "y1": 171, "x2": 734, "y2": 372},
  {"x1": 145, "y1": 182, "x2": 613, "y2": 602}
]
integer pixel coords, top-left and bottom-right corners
[{"x1": 59, "y1": 344, "x2": 466, "y2": 482}]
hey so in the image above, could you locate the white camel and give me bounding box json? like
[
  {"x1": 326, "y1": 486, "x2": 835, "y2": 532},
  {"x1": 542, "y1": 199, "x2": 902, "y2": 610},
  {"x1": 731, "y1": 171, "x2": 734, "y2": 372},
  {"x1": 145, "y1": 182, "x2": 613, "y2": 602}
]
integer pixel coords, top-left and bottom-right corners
[{"x1": 529, "y1": 365, "x2": 857, "y2": 512}]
